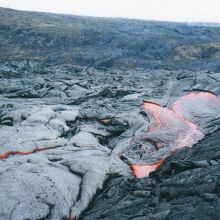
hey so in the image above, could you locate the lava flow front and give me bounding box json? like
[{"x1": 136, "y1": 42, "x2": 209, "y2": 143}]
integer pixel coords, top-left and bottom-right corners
[
  {"x1": 131, "y1": 160, "x2": 164, "y2": 178},
  {"x1": 129, "y1": 91, "x2": 220, "y2": 178}
]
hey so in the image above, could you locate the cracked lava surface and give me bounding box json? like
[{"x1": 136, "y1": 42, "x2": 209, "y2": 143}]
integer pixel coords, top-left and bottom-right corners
[{"x1": 1, "y1": 61, "x2": 220, "y2": 220}]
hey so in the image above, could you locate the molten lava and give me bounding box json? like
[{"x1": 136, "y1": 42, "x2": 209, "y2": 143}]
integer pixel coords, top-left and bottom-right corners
[
  {"x1": 131, "y1": 160, "x2": 163, "y2": 178},
  {"x1": 131, "y1": 91, "x2": 220, "y2": 178},
  {"x1": 142, "y1": 99, "x2": 203, "y2": 148},
  {"x1": 172, "y1": 91, "x2": 220, "y2": 114},
  {"x1": 0, "y1": 146, "x2": 58, "y2": 160},
  {"x1": 142, "y1": 101, "x2": 164, "y2": 131},
  {"x1": 68, "y1": 208, "x2": 72, "y2": 220},
  {"x1": 100, "y1": 118, "x2": 112, "y2": 125}
]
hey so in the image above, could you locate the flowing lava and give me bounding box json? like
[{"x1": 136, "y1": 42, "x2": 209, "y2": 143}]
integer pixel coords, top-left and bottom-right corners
[
  {"x1": 129, "y1": 91, "x2": 220, "y2": 178},
  {"x1": 100, "y1": 118, "x2": 112, "y2": 125},
  {"x1": 172, "y1": 91, "x2": 220, "y2": 114},
  {"x1": 142, "y1": 101, "x2": 163, "y2": 132},
  {"x1": 131, "y1": 160, "x2": 164, "y2": 178},
  {"x1": 0, "y1": 146, "x2": 58, "y2": 160},
  {"x1": 68, "y1": 208, "x2": 72, "y2": 220},
  {"x1": 142, "y1": 100, "x2": 203, "y2": 148}
]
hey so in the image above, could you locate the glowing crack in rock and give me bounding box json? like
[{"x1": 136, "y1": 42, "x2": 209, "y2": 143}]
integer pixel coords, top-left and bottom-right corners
[
  {"x1": 0, "y1": 146, "x2": 58, "y2": 159},
  {"x1": 100, "y1": 118, "x2": 112, "y2": 125},
  {"x1": 68, "y1": 209, "x2": 72, "y2": 220}
]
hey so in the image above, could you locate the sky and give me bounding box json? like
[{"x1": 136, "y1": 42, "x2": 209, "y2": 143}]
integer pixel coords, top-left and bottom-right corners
[{"x1": 0, "y1": 0, "x2": 220, "y2": 23}]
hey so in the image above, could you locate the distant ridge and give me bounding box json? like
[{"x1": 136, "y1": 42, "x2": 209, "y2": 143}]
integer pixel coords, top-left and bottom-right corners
[{"x1": 1, "y1": 7, "x2": 220, "y2": 71}]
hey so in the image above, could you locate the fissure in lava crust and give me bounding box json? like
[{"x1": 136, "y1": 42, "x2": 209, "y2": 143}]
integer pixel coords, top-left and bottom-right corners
[{"x1": 0, "y1": 146, "x2": 58, "y2": 159}]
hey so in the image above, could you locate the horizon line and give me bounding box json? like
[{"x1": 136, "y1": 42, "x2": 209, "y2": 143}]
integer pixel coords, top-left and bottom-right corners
[{"x1": 1, "y1": 6, "x2": 220, "y2": 26}]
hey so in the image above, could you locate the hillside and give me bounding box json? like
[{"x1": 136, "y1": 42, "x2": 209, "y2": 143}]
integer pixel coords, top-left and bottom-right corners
[{"x1": 1, "y1": 7, "x2": 220, "y2": 71}]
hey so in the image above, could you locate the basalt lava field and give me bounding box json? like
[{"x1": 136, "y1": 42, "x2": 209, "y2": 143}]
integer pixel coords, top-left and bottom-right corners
[{"x1": 0, "y1": 8, "x2": 220, "y2": 220}]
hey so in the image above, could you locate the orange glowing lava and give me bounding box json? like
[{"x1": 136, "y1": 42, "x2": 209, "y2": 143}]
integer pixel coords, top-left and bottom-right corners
[
  {"x1": 142, "y1": 101, "x2": 163, "y2": 131},
  {"x1": 134, "y1": 92, "x2": 217, "y2": 178},
  {"x1": 68, "y1": 209, "x2": 72, "y2": 220},
  {"x1": 172, "y1": 91, "x2": 220, "y2": 114},
  {"x1": 0, "y1": 146, "x2": 57, "y2": 160},
  {"x1": 100, "y1": 118, "x2": 112, "y2": 125},
  {"x1": 142, "y1": 98, "x2": 203, "y2": 148},
  {"x1": 131, "y1": 160, "x2": 164, "y2": 178}
]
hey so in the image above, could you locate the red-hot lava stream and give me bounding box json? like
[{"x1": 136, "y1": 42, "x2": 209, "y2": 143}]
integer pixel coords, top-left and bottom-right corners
[
  {"x1": 130, "y1": 160, "x2": 164, "y2": 178},
  {"x1": 68, "y1": 209, "x2": 72, "y2": 220},
  {"x1": 0, "y1": 146, "x2": 59, "y2": 159},
  {"x1": 129, "y1": 91, "x2": 219, "y2": 179}
]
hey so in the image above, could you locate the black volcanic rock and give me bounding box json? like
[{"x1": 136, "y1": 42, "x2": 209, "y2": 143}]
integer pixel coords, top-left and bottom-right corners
[{"x1": 83, "y1": 130, "x2": 220, "y2": 220}]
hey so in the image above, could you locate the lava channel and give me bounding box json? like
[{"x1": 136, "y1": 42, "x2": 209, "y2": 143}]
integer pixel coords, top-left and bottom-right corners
[{"x1": 0, "y1": 146, "x2": 58, "y2": 159}]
